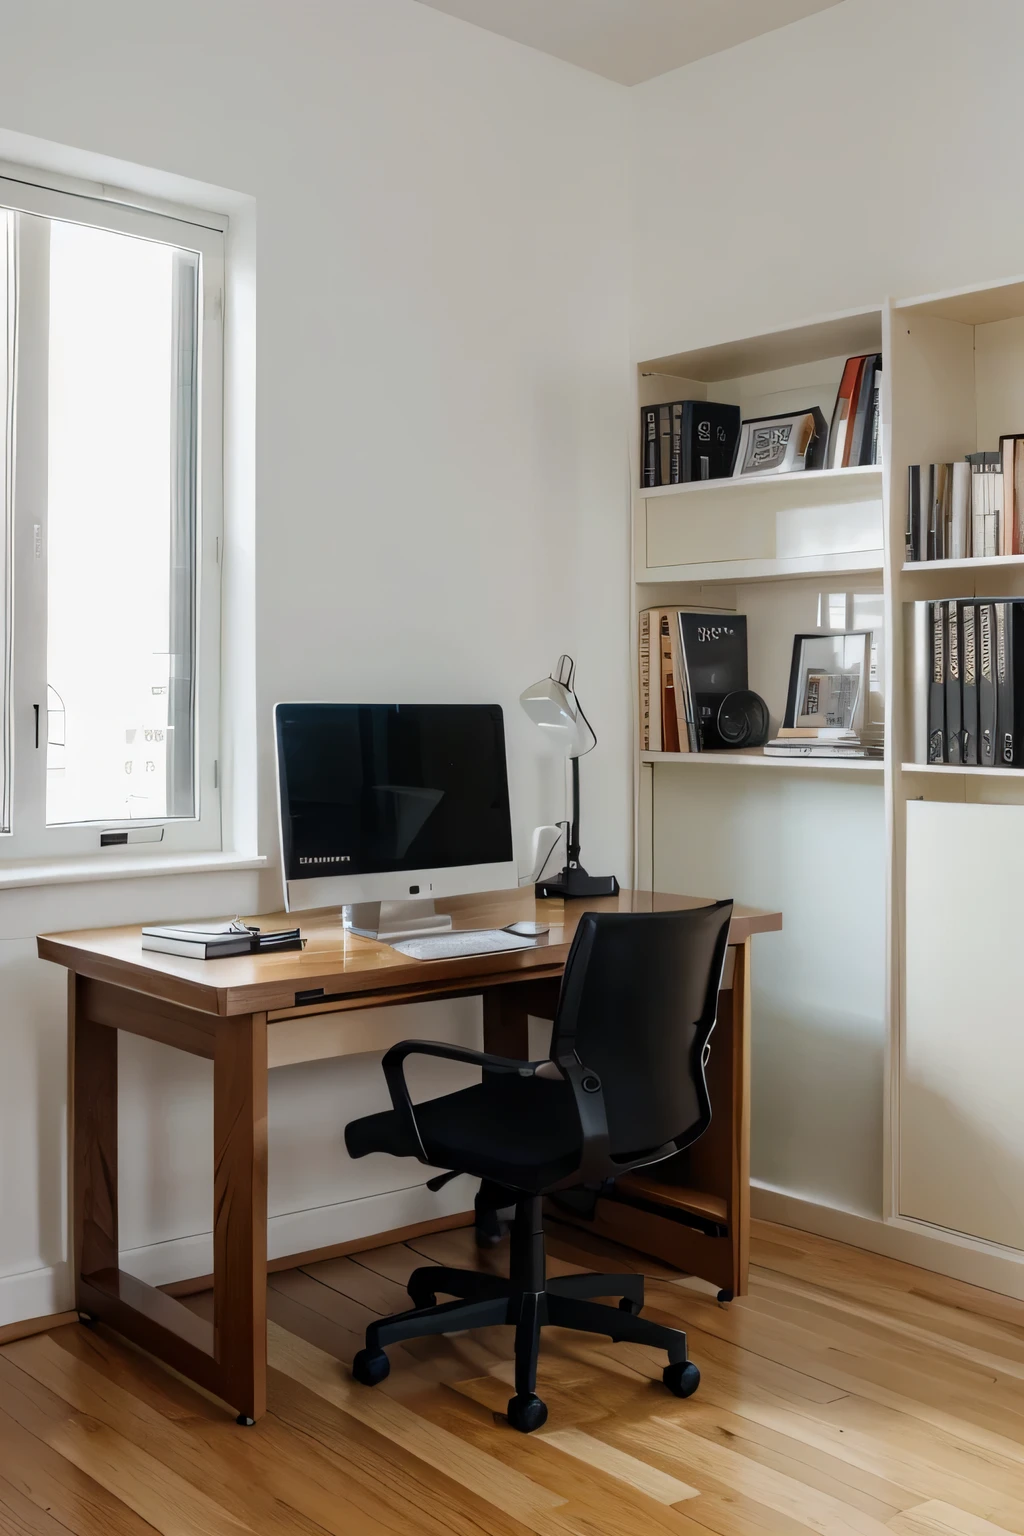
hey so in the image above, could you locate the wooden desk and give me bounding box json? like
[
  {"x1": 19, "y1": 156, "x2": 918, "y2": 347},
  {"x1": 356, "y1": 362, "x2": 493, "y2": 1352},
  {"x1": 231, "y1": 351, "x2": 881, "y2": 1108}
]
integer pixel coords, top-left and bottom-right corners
[{"x1": 39, "y1": 886, "x2": 780, "y2": 1423}]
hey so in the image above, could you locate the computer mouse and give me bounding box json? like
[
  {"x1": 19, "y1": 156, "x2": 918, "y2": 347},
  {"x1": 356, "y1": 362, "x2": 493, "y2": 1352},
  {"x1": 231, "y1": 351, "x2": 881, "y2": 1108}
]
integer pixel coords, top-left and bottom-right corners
[{"x1": 504, "y1": 920, "x2": 550, "y2": 937}]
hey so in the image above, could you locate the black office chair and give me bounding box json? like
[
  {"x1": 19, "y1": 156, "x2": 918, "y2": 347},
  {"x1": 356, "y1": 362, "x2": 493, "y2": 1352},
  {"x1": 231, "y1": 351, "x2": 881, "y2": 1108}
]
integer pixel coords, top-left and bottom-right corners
[{"x1": 344, "y1": 900, "x2": 733, "y2": 1432}]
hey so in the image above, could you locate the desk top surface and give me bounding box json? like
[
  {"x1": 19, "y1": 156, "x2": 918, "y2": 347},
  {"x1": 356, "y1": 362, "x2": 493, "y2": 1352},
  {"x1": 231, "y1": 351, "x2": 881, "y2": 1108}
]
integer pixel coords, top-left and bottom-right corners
[{"x1": 38, "y1": 888, "x2": 782, "y2": 1017}]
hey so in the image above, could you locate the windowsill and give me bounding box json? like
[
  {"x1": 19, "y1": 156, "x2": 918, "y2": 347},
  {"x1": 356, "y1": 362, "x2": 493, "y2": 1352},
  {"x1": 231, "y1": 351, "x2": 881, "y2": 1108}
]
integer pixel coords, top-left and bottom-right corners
[{"x1": 0, "y1": 850, "x2": 267, "y2": 892}]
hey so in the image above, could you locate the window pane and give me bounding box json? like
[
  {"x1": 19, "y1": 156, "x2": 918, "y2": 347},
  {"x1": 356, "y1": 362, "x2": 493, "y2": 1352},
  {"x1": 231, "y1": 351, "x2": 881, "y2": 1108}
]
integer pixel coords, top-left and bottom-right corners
[
  {"x1": 0, "y1": 213, "x2": 11, "y2": 833},
  {"x1": 45, "y1": 221, "x2": 197, "y2": 825}
]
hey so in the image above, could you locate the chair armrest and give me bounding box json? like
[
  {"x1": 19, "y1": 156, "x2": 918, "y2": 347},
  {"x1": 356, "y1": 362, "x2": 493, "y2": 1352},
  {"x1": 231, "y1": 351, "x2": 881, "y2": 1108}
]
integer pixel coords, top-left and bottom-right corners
[{"x1": 381, "y1": 1040, "x2": 541, "y2": 1163}]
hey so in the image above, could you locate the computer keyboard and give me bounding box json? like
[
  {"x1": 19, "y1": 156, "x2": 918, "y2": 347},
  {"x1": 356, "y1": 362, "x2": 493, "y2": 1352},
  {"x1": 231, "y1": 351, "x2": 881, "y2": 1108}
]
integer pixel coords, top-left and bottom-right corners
[{"x1": 391, "y1": 929, "x2": 538, "y2": 961}]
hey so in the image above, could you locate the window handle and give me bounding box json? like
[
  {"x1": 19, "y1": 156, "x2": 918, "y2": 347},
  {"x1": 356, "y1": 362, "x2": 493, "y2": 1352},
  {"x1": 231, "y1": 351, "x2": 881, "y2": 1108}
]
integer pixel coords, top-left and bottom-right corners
[{"x1": 33, "y1": 704, "x2": 40, "y2": 749}]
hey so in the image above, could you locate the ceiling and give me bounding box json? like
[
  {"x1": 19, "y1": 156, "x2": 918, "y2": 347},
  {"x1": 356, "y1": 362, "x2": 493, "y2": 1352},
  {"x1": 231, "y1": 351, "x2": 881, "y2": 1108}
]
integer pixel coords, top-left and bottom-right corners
[{"x1": 414, "y1": 0, "x2": 844, "y2": 86}]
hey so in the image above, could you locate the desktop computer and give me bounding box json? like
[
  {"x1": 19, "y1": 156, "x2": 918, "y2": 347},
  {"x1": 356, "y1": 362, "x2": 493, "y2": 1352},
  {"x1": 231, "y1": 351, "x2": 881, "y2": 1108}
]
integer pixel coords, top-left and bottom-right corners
[{"x1": 275, "y1": 702, "x2": 519, "y2": 943}]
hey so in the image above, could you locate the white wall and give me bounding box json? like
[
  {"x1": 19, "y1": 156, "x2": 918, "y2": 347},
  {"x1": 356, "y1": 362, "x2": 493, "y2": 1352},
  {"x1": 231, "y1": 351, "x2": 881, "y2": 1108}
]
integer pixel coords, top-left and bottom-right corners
[
  {"x1": 0, "y1": 0, "x2": 631, "y2": 1322},
  {"x1": 629, "y1": 0, "x2": 1024, "y2": 1217}
]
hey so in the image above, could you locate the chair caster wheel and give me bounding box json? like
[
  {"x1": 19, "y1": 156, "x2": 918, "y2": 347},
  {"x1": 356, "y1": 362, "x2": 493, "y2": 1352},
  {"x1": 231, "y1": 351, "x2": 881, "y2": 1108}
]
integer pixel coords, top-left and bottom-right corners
[
  {"x1": 618, "y1": 1297, "x2": 642, "y2": 1316},
  {"x1": 663, "y1": 1361, "x2": 700, "y2": 1399},
  {"x1": 407, "y1": 1284, "x2": 437, "y2": 1309},
  {"x1": 475, "y1": 1225, "x2": 504, "y2": 1249},
  {"x1": 236, "y1": 1414, "x2": 256, "y2": 1426},
  {"x1": 717, "y1": 1289, "x2": 734, "y2": 1305},
  {"x1": 506, "y1": 1393, "x2": 548, "y2": 1433},
  {"x1": 77, "y1": 1311, "x2": 96, "y2": 1328},
  {"x1": 352, "y1": 1349, "x2": 391, "y2": 1387}
]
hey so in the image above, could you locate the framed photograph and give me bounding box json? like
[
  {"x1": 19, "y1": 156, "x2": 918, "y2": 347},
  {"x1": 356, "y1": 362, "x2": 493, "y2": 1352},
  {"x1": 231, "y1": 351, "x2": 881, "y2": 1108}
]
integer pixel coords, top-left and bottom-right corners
[
  {"x1": 784, "y1": 631, "x2": 871, "y2": 733},
  {"x1": 733, "y1": 407, "x2": 828, "y2": 477}
]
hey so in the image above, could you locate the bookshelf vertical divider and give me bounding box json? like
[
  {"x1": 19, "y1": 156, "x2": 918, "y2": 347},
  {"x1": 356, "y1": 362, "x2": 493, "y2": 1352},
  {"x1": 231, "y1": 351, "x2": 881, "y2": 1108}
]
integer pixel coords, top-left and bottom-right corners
[{"x1": 632, "y1": 283, "x2": 1024, "y2": 1285}]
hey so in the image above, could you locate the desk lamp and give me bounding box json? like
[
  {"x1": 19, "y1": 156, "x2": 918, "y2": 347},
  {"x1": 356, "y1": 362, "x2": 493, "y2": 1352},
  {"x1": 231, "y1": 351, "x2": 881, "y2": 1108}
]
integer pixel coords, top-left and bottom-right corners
[{"x1": 520, "y1": 655, "x2": 619, "y2": 900}]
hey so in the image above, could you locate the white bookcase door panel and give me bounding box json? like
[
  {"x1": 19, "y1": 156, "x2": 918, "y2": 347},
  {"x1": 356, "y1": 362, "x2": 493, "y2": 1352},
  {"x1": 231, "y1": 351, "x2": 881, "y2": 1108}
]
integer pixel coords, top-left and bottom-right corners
[{"x1": 902, "y1": 801, "x2": 1024, "y2": 1250}]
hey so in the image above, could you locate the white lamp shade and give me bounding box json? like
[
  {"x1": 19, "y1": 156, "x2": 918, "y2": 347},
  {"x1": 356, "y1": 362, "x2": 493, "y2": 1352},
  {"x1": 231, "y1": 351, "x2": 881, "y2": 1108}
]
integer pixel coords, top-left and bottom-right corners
[{"x1": 519, "y1": 657, "x2": 596, "y2": 758}]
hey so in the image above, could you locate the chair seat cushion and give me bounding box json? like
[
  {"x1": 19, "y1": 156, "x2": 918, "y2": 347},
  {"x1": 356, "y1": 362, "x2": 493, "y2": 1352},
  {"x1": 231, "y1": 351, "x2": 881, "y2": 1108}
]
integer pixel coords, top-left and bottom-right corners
[{"x1": 345, "y1": 1073, "x2": 582, "y2": 1192}]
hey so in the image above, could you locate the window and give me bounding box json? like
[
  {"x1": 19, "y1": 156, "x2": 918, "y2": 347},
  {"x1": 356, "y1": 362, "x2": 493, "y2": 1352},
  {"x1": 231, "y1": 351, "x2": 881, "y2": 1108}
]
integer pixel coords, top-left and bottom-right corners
[{"x1": 0, "y1": 173, "x2": 224, "y2": 861}]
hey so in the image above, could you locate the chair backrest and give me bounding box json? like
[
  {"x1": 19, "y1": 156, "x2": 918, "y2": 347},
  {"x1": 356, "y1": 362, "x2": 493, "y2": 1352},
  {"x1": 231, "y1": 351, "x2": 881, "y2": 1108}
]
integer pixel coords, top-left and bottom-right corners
[{"x1": 550, "y1": 901, "x2": 733, "y2": 1166}]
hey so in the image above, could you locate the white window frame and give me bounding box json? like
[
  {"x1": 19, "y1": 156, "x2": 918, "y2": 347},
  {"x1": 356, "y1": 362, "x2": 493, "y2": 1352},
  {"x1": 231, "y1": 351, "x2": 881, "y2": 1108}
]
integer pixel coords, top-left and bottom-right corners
[{"x1": 0, "y1": 171, "x2": 225, "y2": 862}]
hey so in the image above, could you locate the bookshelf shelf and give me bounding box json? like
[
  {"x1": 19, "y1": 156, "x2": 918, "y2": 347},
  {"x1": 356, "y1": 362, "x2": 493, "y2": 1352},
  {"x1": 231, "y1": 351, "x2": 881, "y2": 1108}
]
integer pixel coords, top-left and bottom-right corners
[
  {"x1": 636, "y1": 463, "x2": 881, "y2": 501},
  {"x1": 642, "y1": 750, "x2": 883, "y2": 773},
  {"x1": 901, "y1": 556, "x2": 1024, "y2": 574},
  {"x1": 638, "y1": 549, "x2": 884, "y2": 586},
  {"x1": 900, "y1": 761, "x2": 1024, "y2": 777}
]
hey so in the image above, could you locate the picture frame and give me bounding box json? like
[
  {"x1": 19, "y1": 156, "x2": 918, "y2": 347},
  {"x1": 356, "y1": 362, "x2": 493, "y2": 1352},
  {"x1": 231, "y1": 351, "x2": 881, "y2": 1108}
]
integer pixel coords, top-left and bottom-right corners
[
  {"x1": 784, "y1": 631, "x2": 871, "y2": 733},
  {"x1": 732, "y1": 407, "x2": 828, "y2": 477}
]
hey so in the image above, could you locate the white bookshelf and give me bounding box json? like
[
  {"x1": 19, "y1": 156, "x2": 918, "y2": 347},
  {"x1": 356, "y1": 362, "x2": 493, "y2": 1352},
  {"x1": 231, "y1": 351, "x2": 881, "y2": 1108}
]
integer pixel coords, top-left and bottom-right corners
[{"x1": 632, "y1": 278, "x2": 1024, "y2": 1282}]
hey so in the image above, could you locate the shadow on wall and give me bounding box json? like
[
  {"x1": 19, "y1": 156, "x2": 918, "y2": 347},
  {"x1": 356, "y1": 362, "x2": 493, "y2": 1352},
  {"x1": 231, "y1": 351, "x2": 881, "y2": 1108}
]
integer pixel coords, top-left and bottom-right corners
[{"x1": 750, "y1": 997, "x2": 884, "y2": 1219}]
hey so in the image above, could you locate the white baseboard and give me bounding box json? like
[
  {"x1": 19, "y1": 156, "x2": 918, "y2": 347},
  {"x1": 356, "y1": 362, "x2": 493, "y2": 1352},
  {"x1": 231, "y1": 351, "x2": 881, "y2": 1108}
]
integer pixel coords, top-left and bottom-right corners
[
  {"x1": 752, "y1": 1181, "x2": 1024, "y2": 1301},
  {"x1": 0, "y1": 1263, "x2": 72, "y2": 1328},
  {"x1": 120, "y1": 1175, "x2": 477, "y2": 1288}
]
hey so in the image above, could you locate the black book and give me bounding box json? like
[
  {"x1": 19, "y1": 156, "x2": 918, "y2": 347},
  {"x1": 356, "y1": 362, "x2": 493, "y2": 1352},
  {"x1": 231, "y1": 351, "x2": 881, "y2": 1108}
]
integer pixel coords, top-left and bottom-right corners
[
  {"x1": 928, "y1": 601, "x2": 945, "y2": 763},
  {"x1": 978, "y1": 601, "x2": 997, "y2": 767},
  {"x1": 961, "y1": 601, "x2": 978, "y2": 765},
  {"x1": 995, "y1": 600, "x2": 1024, "y2": 766},
  {"x1": 669, "y1": 402, "x2": 683, "y2": 484},
  {"x1": 921, "y1": 463, "x2": 935, "y2": 562},
  {"x1": 658, "y1": 404, "x2": 672, "y2": 485},
  {"x1": 907, "y1": 464, "x2": 920, "y2": 563},
  {"x1": 676, "y1": 611, "x2": 748, "y2": 751},
  {"x1": 676, "y1": 401, "x2": 741, "y2": 483},
  {"x1": 641, "y1": 405, "x2": 659, "y2": 488},
  {"x1": 944, "y1": 599, "x2": 962, "y2": 764}
]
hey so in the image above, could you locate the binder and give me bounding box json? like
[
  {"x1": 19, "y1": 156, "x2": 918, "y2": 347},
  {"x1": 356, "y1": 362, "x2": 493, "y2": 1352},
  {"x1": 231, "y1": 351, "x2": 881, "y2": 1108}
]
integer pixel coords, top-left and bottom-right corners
[
  {"x1": 960, "y1": 601, "x2": 978, "y2": 765},
  {"x1": 978, "y1": 602, "x2": 997, "y2": 767},
  {"x1": 995, "y1": 600, "x2": 1024, "y2": 765},
  {"x1": 641, "y1": 406, "x2": 659, "y2": 487},
  {"x1": 676, "y1": 611, "x2": 748, "y2": 751},
  {"x1": 943, "y1": 599, "x2": 962, "y2": 764},
  {"x1": 928, "y1": 601, "x2": 945, "y2": 763}
]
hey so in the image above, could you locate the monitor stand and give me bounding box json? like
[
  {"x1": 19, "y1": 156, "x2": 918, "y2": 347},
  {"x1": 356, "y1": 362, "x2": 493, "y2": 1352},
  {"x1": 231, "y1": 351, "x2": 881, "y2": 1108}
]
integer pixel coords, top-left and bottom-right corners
[{"x1": 344, "y1": 899, "x2": 454, "y2": 943}]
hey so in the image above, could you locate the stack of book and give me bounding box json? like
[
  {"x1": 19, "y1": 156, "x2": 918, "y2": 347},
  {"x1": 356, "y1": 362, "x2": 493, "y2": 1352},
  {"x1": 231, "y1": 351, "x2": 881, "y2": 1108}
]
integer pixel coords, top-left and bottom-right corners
[
  {"x1": 906, "y1": 437, "x2": 1024, "y2": 561},
  {"x1": 640, "y1": 401, "x2": 741, "y2": 488},
  {"x1": 763, "y1": 728, "x2": 881, "y2": 760},
  {"x1": 825, "y1": 353, "x2": 882, "y2": 469},
  {"x1": 908, "y1": 598, "x2": 1024, "y2": 767},
  {"x1": 639, "y1": 607, "x2": 747, "y2": 752}
]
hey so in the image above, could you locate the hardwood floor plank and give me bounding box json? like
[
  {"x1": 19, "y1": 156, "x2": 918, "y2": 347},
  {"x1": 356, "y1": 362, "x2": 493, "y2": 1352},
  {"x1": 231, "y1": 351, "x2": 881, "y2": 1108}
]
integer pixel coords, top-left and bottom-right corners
[
  {"x1": 888, "y1": 1502, "x2": 1019, "y2": 1536},
  {"x1": 0, "y1": 1356, "x2": 252, "y2": 1536},
  {"x1": 0, "y1": 1401, "x2": 162, "y2": 1536},
  {"x1": 539, "y1": 1429, "x2": 700, "y2": 1505},
  {"x1": 0, "y1": 1465, "x2": 126, "y2": 1536},
  {"x1": 1, "y1": 1333, "x2": 329, "y2": 1536},
  {"x1": 300, "y1": 1255, "x2": 413, "y2": 1315},
  {"x1": 267, "y1": 1320, "x2": 567, "y2": 1523},
  {"x1": 609, "y1": 1414, "x2": 893, "y2": 1536}
]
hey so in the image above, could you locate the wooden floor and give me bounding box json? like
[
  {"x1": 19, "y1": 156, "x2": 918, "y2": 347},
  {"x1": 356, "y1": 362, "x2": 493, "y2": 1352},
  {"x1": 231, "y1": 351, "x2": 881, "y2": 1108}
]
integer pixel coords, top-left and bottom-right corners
[{"x1": 4, "y1": 1221, "x2": 1024, "y2": 1536}]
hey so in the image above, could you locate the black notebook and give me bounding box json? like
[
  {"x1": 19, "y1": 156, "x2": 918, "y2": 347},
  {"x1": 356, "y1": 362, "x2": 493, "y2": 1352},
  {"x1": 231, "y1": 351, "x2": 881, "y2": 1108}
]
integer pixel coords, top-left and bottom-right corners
[{"x1": 676, "y1": 612, "x2": 748, "y2": 751}]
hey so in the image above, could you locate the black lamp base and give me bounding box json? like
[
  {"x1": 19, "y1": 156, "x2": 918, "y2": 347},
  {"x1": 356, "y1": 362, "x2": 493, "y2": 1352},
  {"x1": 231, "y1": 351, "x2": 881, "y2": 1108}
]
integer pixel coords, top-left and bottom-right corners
[{"x1": 535, "y1": 865, "x2": 620, "y2": 901}]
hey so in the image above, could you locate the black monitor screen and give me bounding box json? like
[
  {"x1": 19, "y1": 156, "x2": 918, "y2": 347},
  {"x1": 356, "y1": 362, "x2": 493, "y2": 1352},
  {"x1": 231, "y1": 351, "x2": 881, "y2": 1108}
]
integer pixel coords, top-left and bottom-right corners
[{"x1": 276, "y1": 703, "x2": 513, "y2": 882}]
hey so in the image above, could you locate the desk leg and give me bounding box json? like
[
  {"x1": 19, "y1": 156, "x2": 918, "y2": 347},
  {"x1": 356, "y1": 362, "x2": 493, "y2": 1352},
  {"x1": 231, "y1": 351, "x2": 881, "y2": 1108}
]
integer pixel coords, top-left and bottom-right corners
[
  {"x1": 482, "y1": 985, "x2": 531, "y2": 1059},
  {"x1": 214, "y1": 1013, "x2": 268, "y2": 1424},
  {"x1": 71, "y1": 974, "x2": 119, "y2": 1297}
]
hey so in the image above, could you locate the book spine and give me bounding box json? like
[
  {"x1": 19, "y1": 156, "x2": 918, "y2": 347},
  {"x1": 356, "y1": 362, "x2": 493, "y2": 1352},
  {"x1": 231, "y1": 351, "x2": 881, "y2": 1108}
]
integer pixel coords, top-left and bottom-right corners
[
  {"x1": 638, "y1": 609, "x2": 651, "y2": 751},
  {"x1": 978, "y1": 602, "x2": 997, "y2": 766},
  {"x1": 944, "y1": 598, "x2": 961, "y2": 764},
  {"x1": 658, "y1": 404, "x2": 672, "y2": 488},
  {"x1": 961, "y1": 601, "x2": 978, "y2": 764},
  {"x1": 907, "y1": 465, "x2": 919, "y2": 563},
  {"x1": 647, "y1": 609, "x2": 662, "y2": 750},
  {"x1": 995, "y1": 601, "x2": 1013, "y2": 764},
  {"x1": 669, "y1": 402, "x2": 683, "y2": 484},
  {"x1": 660, "y1": 613, "x2": 680, "y2": 753},
  {"x1": 1007, "y1": 601, "x2": 1024, "y2": 765},
  {"x1": 928, "y1": 601, "x2": 945, "y2": 762},
  {"x1": 641, "y1": 406, "x2": 659, "y2": 488},
  {"x1": 907, "y1": 602, "x2": 931, "y2": 762},
  {"x1": 667, "y1": 611, "x2": 691, "y2": 753}
]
